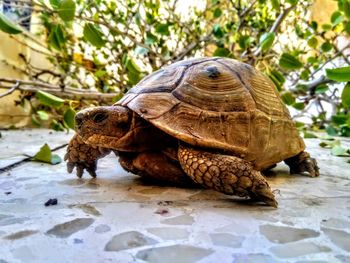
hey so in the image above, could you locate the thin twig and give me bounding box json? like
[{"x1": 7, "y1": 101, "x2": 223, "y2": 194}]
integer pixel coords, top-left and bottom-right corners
[{"x1": 0, "y1": 81, "x2": 20, "y2": 98}]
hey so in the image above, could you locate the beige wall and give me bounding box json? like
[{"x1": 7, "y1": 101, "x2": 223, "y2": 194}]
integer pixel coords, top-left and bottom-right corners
[
  {"x1": 0, "y1": 27, "x2": 55, "y2": 128},
  {"x1": 0, "y1": 32, "x2": 30, "y2": 128},
  {"x1": 310, "y1": 0, "x2": 337, "y2": 25}
]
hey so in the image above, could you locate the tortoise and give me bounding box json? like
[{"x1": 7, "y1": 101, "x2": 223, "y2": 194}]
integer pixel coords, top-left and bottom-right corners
[{"x1": 65, "y1": 57, "x2": 319, "y2": 207}]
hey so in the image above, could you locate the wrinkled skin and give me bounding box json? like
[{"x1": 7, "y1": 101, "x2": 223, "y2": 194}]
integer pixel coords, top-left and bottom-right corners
[{"x1": 65, "y1": 105, "x2": 319, "y2": 208}]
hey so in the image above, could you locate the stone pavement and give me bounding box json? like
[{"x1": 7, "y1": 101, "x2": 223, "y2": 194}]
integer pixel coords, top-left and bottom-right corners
[{"x1": 0, "y1": 129, "x2": 349, "y2": 263}]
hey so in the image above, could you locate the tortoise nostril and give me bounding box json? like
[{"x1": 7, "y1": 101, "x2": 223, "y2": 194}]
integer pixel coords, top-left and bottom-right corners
[
  {"x1": 92, "y1": 112, "x2": 108, "y2": 123},
  {"x1": 75, "y1": 112, "x2": 84, "y2": 128}
]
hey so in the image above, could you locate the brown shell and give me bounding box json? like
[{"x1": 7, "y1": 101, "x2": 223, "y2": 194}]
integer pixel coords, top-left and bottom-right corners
[{"x1": 117, "y1": 57, "x2": 305, "y2": 170}]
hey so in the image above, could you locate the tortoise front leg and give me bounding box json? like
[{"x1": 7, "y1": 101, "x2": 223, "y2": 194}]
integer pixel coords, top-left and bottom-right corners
[
  {"x1": 178, "y1": 145, "x2": 278, "y2": 207},
  {"x1": 284, "y1": 151, "x2": 319, "y2": 177},
  {"x1": 65, "y1": 134, "x2": 111, "y2": 178}
]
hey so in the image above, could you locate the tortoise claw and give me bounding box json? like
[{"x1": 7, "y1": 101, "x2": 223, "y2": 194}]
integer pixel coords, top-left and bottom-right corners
[
  {"x1": 66, "y1": 160, "x2": 98, "y2": 178},
  {"x1": 285, "y1": 151, "x2": 320, "y2": 178},
  {"x1": 67, "y1": 162, "x2": 75, "y2": 174}
]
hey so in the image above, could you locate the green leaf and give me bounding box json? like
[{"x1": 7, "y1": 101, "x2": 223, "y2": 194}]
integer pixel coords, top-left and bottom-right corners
[
  {"x1": 319, "y1": 142, "x2": 329, "y2": 148},
  {"x1": 326, "y1": 125, "x2": 338, "y2": 136},
  {"x1": 279, "y1": 53, "x2": 302, "y2": 70},
  {"x1": 0, "y1": 13, "x2": 22, "y2": 34},
  {"x1": 307, "y1": 56, "x2": 318, "y2": 64},
  {"x1": 270, "y1": 69, "x2": 285, "y2": 83},
  {"x1": 341, "y1": 83, "x2": 350, "y2": 107},
  {"x1": 155, "y1": 23, "x2": 170, "y2": 36},
  {"x1": 321, "y1": 23, "x2": 332, "y2": 31},
  {"x1": 300, "y1": 69, "x2": 310, "y2": 80},
  {"x1": 213, "y1": 47, "x2": 230, "y2": 57},
  {"x1": 212, "y1": 24, "x2": 224, "y2": 38},
  {"x1": 271, "y1": 0, "x2": 280, "y2": 10},
  {"x1": 238, "y1": 35, "x2": 251, "y2": 50},
  {"x1": 33, "y1": 143, "x2": 51, "y2": 163},
  {"x1": 94, "y1": 70, "x2": 107, "y2": 78},
  {"x1": 124, "y1": 57, "x2": 142, "y2": 74},
  {"x1": 134, "y1": 46, "x2": 148, "y2": 55},
  {"x1": 51, "y1": 154, "x2": 62, "y2": 165},
  {"x1": 259, "y1": 32, "x2": 275, "y2": 51},
  {"x1": 295, "y1": 121, "x2": 305, "y2": 128},
  {"x1": 332, "y1": 114, "x2": 348, "y2": 125},
  {"x1": 286, "y1": 0, "x2": 297, "y2": 5},
  {"x1": 37, "y1": 110, "x2": 49, "y2": 121},
  {"x1": 50, "y1": 0, "x2": 60, "y2": 9},
  {"x1": 58, "y1": 0, "x2": 76, "y2": 21},
  {"x1": 315, "y1": 84, "x2": 329, "y2": 94},
  {"x1": 145, "y1": 33, "x2": 157, "y2": 45},
  {"x1": 344, "y1": 21, "x2": 350, "y2": 35},
  {"x1": 307, "y1": 36, "x2": 318, "y2": 48},
  {"x1": 331, "y1": 11, "x2": 343, "y2": 26},
  {"x1": 295, "y1": 25, "x2": 304, "y2": 38},
  {"x1": 48, "y1": 25, "x2": 65, "y2": 50},
  {"x1": 280, "y1": 91, "x2": 295, "y2": 105},
  {"x1": 292, "y1": 102, "x2": 305, "y2": 110},
  {"x1": 304, "y1": 132, "x2": 318, "y2": 138},
  {"x1": 36, "y1": 90, "x2": 65, "y2": 107},
  {"x1": 268, "y1": 69, "x2": 285, "y2": 91},
  {"x1": 31, "y1": 114, "x2": 41, "y2": 127},
  {"x1": 63, "y1": 107, "x2": 76, "y2": 129},
  {"x1": 331, "y1": 145, "x2": 350, "y2": 156},
  {"x1": 310, "y1": 21, "x2": 318, "y2": 31},
  {"x1": 127, "y1": 70, "x2": 142, "y2": 85},
  {"x1": 340, "y1": 126, "x2": 350, "y2": 137},
  {"x1": 33, "y1": 143, "x2": 62, "y2": 164},
  {"x1": 50, "y1": 120, "x2": 65, "y2": 131},
  {"x1": 213, "y1": 8, "x2": 222, "y2": 18},
  {"x1": 344, "y1": 0, "x2": 350, "y2": 19},
  {"x1": 83, "y1": 23, "x2": 106, "y2": 48},
  {"x1": 321, "y1": 41, "x2": 332, "y2": 52},
  {"x1": 326, "y1": 67, "x2": 350, "y2": 82}
]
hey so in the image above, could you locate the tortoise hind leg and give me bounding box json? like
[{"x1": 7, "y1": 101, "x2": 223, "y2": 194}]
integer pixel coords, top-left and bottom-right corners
[
  {"x1": 284, "y1": 151, "x2": 319, "y2": 177},
  {"x1": 178, "y1": 145, "x2": 278, "y2": 207}
]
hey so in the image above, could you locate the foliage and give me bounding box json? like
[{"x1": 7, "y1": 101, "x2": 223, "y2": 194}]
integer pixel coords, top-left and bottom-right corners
[
  {"x1": 32, "y1": 143, "x2": 62, "y2": 164},
  {"x1": 0, "y1": 0, "x2": 349, "y2": 138}
]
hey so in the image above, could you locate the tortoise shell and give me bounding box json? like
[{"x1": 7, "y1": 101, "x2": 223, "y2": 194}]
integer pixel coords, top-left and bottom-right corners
[{"x1": 117, "y1": 57, "x2": 305, "y2": 170}]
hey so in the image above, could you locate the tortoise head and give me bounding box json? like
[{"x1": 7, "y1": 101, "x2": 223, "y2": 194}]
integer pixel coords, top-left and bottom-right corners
[{"x1": 75, "y1": 105, "x2": 132, "y2": 148}]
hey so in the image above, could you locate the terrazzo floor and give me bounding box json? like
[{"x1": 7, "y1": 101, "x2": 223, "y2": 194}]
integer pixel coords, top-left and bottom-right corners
[{"x1": 0, "y1": 129, "x2": 350, "y2": 263}]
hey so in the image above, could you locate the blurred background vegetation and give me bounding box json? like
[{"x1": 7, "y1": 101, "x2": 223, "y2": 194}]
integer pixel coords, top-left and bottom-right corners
[{"x1": 0, "y1": 0, "x2": 350, "y2": 156}]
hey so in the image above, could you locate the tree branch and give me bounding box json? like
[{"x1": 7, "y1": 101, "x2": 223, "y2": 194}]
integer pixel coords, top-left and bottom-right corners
[
  {"x1": 0, "y1": 81, "x2": 20, "y2": 98},
  {"x1": 236, "y1": 0, "x2": 258, "y2": 32},
  {"x1": 0, "y1": 78, "x2": 119, "y2": 102},
  {"x1": 172, "y1": 34, "x2": 212, "y2": 62},
  {"x1": 253, "y1": 4, "x2": 296, "y2": 57}
]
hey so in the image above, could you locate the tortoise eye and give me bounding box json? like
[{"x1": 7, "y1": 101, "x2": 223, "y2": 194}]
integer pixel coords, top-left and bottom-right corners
[{"x1": 92, "y1": 112, "x2": 108, "y2": 123}]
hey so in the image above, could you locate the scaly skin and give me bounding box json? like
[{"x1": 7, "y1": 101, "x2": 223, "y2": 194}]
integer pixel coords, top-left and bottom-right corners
[
  {"x1": 64, "y1": 134, "x2": 111, "y2": 178},
  {"x1": 178, "y1": 144, "x2": 278, "y2": 207},
  {"x1": 284, "y1": 151, "x2": 319, "y2": 177}
]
